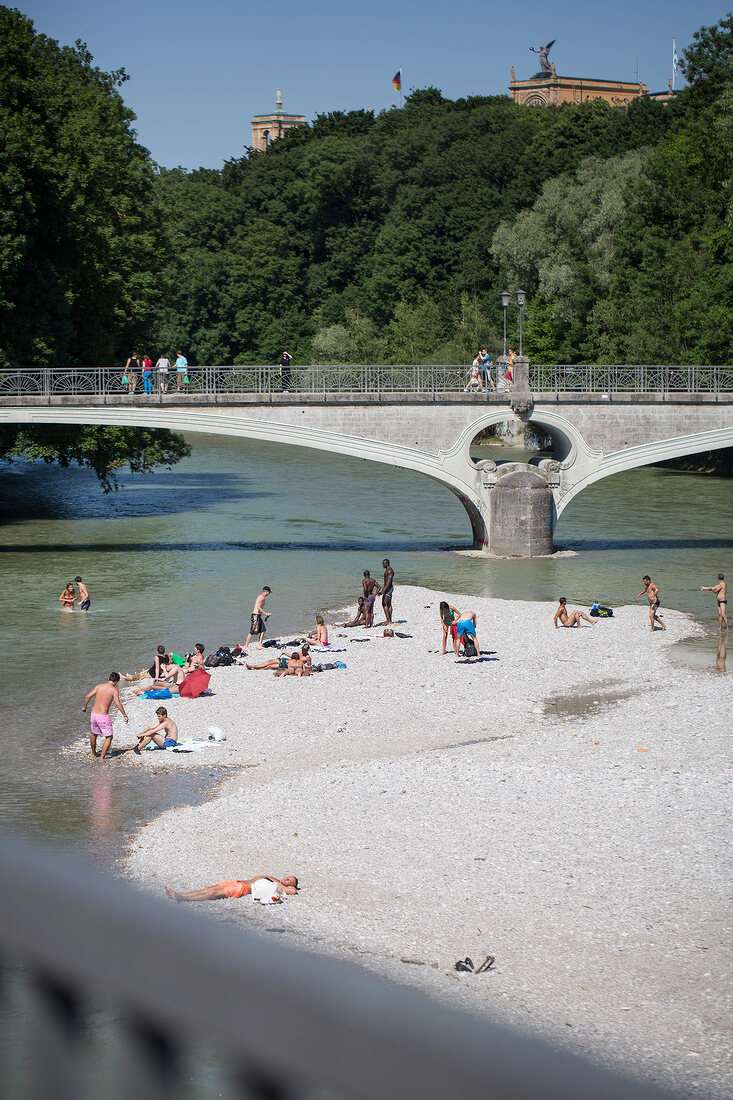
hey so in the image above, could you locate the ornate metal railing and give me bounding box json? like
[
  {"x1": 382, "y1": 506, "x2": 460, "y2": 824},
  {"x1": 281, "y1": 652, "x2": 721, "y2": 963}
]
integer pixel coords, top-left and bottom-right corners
[
  {"x1": 0, "y1": 363, "x2": 730, "y2": 398},
  {"x1": 0, "y1": 831, "x2": 678, "y2": 1100}
]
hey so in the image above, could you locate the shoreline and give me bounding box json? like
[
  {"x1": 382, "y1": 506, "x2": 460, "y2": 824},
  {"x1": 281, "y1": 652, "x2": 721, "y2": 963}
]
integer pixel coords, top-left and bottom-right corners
[{"x1": 105, "y1": 585, "x2": 730, "y2": 1097}]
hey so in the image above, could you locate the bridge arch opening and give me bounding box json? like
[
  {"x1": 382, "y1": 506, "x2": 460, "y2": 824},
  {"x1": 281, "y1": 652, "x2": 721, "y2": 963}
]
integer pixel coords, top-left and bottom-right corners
[{"x1": 470, "y1": 417, "x2": 555, "y2": 468}]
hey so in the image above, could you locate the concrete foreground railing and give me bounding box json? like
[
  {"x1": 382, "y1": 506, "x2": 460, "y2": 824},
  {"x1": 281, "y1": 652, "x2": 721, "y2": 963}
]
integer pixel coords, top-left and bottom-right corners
[
  {"x1": 0, "y1": 831, "x2": 683, "y2": 1100},
  {"x1": 1, "y1": 363, "x2": 731, "y2": 399}
]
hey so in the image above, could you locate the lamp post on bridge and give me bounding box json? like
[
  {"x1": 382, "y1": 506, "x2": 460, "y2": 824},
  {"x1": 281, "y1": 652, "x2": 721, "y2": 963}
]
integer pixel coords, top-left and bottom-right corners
[
  {"x1": 500, "y1": 291, "x2": 510, "y2": 357},
  {"x1": 516, "y1": 289, "x2": 527, "y2": 358}
]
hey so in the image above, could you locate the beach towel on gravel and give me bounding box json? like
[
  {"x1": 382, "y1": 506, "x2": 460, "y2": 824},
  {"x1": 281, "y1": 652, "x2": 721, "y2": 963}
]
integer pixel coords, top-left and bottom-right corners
[
  {"x1": 140, "y1": 688, "x2": 173, "y2": 700},
  {"x1": 179, "y1": 669, "x2": 211, "y2": 698},
  {"x1": 250, "y1": 878, "x2": 283, "y2": 904}
]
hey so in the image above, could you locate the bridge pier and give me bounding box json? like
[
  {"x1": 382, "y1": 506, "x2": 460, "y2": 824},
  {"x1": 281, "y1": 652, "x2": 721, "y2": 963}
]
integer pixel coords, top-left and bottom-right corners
[{"x1": 488, "y1": 466, "x2": 554, "y2": 557}]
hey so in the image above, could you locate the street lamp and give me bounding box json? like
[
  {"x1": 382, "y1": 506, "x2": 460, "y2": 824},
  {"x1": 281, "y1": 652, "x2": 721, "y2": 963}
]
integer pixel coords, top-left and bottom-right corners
[
  {"x1": 516, "y1": 289, "x2": 527, "y2": 357},
  {"x1": 500, "y1": 291, "x2": 510, "y2": 356}
]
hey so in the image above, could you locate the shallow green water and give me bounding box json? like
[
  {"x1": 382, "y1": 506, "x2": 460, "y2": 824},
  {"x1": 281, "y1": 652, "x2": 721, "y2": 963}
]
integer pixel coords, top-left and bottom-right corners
[{"x1": 0, "y1": 433, "x2": 730, "y2": 857}]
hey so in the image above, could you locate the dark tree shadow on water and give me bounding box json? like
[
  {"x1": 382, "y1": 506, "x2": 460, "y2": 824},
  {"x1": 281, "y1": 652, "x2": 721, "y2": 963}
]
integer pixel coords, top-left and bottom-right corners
[
  {"x1": 0, "y1": 539, "x2": 451, "y2": 555},
  {"x1": 559, "y1": 537, "x2": 733, "y2": 552}
]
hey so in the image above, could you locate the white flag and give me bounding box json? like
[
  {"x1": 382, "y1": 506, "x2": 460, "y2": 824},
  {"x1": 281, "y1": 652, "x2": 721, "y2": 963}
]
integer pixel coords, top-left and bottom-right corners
[{"x1": 672, "y1": 37, "x2": 678, "y2": 87}]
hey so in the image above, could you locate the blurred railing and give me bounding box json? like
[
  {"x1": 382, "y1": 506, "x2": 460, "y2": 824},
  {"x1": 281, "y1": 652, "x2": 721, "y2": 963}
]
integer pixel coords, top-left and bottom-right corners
[
  {"x1": 0, "y1": 363, "x2": 730, "y2": 398},
  {"x1": 0, "y1": 831, "x2": 679, "y2": 1100}
]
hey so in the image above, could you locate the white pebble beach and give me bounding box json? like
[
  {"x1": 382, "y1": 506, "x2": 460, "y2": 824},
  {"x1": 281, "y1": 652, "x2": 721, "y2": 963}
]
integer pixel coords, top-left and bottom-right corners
[{"x1": 100, "y1": 585, "x2": 731, "y2": 1097}]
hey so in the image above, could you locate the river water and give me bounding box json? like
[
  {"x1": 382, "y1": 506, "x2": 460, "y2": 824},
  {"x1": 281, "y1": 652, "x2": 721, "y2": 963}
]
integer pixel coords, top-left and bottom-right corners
[{"x1": 1, "y1": 433, "x2": 731, "y2": 861}]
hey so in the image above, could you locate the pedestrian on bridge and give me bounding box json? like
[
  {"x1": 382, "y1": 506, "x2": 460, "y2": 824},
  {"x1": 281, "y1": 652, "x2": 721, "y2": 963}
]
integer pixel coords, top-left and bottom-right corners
[
  {"x1": 279, "y1": 351, "x2": 293, "y2": 392},
  {"x1": 156, "y1": 354, "x2": 170, "y2": 393}
]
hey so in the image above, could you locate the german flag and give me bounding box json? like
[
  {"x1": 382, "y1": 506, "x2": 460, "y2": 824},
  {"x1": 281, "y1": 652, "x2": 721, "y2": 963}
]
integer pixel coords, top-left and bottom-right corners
[{"x1": 392, "y1": 70, "x2": 401, "y2": 92}]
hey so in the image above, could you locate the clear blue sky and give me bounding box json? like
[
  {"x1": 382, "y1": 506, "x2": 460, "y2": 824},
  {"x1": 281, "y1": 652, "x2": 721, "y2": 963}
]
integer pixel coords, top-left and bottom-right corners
[{"x1": 17, "y1": 0, "x2": 730, "y2": 169}]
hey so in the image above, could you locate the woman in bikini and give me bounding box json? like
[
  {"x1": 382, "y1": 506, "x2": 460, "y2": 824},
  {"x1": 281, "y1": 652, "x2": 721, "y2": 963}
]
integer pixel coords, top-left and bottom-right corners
[
  {"x1": 59, "y1": 583, "x2": 77, "y2": 610},
  {"x1": 439, "y1": 600, "x2": 461, "y2": 655},
  {"x1": 307, "y1": 615, "x2": 329, "y2": 646}
]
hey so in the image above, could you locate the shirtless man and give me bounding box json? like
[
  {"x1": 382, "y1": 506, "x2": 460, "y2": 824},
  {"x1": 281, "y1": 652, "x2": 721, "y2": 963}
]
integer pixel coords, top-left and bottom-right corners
[
  {"x1": 331, "y1": 597, "x2": 367, "y2": 628},
  {"x1": 127, "y1": 707, "x2": 179, "y2": 754},
  {"x1": 245, "y1": 586, "x2": 271, "y2": 650},
  {"x1": 362, "y1": 571, "x2": 381, "y2": 628},
  {"x1": 165, "y1": 874, "x2": 298, "y2": 903},
  {"x1": 184, "y1": 643, "x2": 206, "y2": 672},
  {"x1": 82, "y1": 672, "x2": 128, "y2": 760},
  {"x1": 74, "y1": 575, "x2": 91, "y2": 611},
  {"x1": 636, "y1": 575, "x2": 665, "y2": 632},
  {"x1": 701, "y1": 573, "x2": 728, "y2": 631},
  {"x1": 381, "y1": 559, "x2": 395, "y2": 625},
  {"x1": 554, "y1": 597, "x2": 595, "y2": 629}
]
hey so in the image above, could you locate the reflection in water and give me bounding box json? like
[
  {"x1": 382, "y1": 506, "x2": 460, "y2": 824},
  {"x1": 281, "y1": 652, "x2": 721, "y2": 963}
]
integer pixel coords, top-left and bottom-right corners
[{"x1": 715, "y1": 632, "x2": 727, "y2": 675}]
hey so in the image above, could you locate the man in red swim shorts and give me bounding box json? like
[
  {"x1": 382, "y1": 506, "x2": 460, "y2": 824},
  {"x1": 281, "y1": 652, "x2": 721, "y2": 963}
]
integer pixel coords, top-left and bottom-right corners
[
  {"x1": 164, "y1": 874, "x2": 298, "y2": 903},
  {"x1": 81, "y1": 672, "x2": 128, "y2": 760}
]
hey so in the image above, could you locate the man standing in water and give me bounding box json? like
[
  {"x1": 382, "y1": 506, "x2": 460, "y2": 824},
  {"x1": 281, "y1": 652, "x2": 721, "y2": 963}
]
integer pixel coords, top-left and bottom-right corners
[
  {"x1": 362, "y1": 570, "x2": 381, "y2": 628},
  {"x1": 635, "y1": 575, "x2": 665, "y2": 632},
  {"x1": 701, "y1": 574, "x2": 728, "y2": 631},
  {"x1": 82, "y1": 672, "x2": 128, "y2": 760},
  {"x1": 75, "y1": 575, "x2": 91, "y2": 611},
  {"x1": 381, "y1": 559, "x2": 395, "y2": 625},
  {"x1": 245, "y1": 586, "x2": 271, "y2": 650}
]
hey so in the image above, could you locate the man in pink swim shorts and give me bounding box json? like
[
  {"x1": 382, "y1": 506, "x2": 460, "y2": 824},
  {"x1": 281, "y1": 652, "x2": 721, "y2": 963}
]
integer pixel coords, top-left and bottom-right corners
[{"x1": 82, "y1": 672, "x2": 128, "y2": 760}]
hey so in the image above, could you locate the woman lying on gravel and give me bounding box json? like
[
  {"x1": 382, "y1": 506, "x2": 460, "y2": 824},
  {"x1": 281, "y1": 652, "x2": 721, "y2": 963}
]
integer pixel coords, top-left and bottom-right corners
[{"x1": 165, "y1": 875, "x2": 298, "y2": 903}]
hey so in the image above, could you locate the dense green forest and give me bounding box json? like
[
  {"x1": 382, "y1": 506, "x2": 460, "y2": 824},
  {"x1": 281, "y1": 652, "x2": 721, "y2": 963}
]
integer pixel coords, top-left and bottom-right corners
[{"x1": 1, "y1": 5, "x2": 732, "y2": 371}]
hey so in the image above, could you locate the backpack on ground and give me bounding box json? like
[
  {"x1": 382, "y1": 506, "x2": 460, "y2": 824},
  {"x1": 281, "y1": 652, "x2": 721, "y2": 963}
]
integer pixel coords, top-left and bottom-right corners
[
  {"x1": 590, "y1": 604, "x2": 614, "y2": 618},
  {"x1": 205, "y1": 654, "x2": 220, "y2": 667},
  {"x1": 463, "y1": 636, "x2": 478, "y2": 658}
]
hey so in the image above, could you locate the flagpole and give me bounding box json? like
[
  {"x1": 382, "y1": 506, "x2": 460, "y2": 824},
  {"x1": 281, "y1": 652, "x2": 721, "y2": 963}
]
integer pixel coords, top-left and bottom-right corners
[
  {"x1": 400, "y1": 67, "x2": 403, "y2": 108},
  {"x1": 672, "y1": 38, "x2": 676, "y2": 91}
]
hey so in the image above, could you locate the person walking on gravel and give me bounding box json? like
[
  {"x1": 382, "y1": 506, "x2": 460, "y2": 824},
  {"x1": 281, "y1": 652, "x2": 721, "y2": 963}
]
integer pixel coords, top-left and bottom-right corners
[
  {"x1": 245, "y1": 586, "x2": 271, "y2": 650},
  {"x1": 636, "y1": 575, "x2": 665, "y2": 632}
]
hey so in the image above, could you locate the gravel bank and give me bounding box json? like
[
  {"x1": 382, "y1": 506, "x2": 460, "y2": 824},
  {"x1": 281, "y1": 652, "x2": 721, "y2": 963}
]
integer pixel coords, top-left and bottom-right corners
[{"x1": 113, "y1": 586, "x2": 731, "y2": 1097}]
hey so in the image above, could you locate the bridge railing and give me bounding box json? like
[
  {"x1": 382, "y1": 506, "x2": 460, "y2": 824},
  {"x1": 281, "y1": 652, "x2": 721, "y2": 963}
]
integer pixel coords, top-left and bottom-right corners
[
  {"x1": 0, "y1": 363, "x2": 730, "y2": 398},
  {"x1": 0, "y1": 831, "x2": 678, "y2": 1100}
]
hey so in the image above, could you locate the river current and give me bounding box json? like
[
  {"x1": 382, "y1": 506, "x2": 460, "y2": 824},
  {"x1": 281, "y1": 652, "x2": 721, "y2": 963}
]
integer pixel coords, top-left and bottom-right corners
[{"x1": 1, "y1": 433, "x2": 731, "y2": 860}]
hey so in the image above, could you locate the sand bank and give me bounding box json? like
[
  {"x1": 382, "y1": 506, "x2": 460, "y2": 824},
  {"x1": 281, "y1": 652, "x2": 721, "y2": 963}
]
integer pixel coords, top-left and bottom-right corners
[{"x1": 112, "y1": 586, "x2": 731, "y2": 1097}]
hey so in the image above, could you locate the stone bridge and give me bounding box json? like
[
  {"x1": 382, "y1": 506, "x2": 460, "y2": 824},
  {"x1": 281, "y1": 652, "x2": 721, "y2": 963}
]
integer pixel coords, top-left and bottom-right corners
[{"x1": 3, "y1": 368, "x2": 731, "y2": 555}]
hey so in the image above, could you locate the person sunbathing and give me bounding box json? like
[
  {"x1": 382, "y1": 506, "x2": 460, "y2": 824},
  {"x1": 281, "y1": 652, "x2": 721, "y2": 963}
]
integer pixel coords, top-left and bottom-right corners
[
  {"x1": 274, "y1": 650, "x2": 311, "y2": 677},
  {"x1": 134, "y1": 679, "x2": 182, "y2": 696},
  {"x1": 307, "y1": 615, "x2": 328, "y2": 646},
  {"x1": 164, "y1": 875, "x2": 298, "y2": 903},
  {"x1": 554, "y1": 597, "x2": 595, "y2": 629},
  {"x1": 331, "y1": 598, "x2": 367, "y2": 628}
]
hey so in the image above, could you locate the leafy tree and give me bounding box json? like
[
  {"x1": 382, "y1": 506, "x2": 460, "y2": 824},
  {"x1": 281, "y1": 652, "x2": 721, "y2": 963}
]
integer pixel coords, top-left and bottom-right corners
[
  {"x1": 0, "y1": 6, "x2": 169, "y2": 368},
  {"x1": 0, "y1": 425, "x2": 191, "y2": 491},
  {"x1": 679, "y1": 13, "x2": 733, "y2": 101}
]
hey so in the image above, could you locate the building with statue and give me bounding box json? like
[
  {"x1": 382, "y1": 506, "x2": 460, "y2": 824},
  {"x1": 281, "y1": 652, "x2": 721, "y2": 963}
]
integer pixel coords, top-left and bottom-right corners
[
  {"x1": 251, "y1": 91, "x2": 307, "y2": 152},
  {"x1": 508, "y1": 40, "x2": 673, "y2": 107}
]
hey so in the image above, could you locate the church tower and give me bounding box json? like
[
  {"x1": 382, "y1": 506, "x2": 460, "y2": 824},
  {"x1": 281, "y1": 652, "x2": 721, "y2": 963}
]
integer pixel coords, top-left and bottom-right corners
[{"x1": 251, "y1": 90, "x2": 307, "y2": 152}]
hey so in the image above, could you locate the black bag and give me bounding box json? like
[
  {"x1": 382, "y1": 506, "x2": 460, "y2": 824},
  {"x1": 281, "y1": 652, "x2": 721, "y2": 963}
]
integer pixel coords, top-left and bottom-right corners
[
  {"x1": 205, "y1": 654, "x2": 220, "y2": 667},
  {"x1": 590, "y1": 605, "x2": 614, "y2": 618},
  {"x1": 463, "y1": 636, "x2": 478, "y2": 658}
]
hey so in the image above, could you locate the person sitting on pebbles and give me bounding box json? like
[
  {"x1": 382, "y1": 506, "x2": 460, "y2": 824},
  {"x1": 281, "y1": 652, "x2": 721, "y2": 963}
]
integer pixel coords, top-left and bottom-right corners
[
  {"x1": 126, "y1": 707, "x2": 179, "y2": 754},
  {"x1": 306, "y1": 615, "x2": 328, "y2": 646},
  {"x1": 165, "y1": 875, "x2": 298, "y2": 903},
  {"x1": 331, "y1": 598, "x2": 367, "y2": 628},
  {"x1": 554, "y1": 597, "x2": 595, "y2": 629}
]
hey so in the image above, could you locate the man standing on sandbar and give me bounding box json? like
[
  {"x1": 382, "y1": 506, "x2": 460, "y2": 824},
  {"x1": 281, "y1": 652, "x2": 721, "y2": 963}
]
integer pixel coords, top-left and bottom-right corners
[
  {"x1": 362, "y1": 570, "x2": 381, "y2": 628},
  {"x1": 381, "y1": 559, "x2": 395, "y2": 625},
  {"x1": 82, "y1": 672, "x2": 128, "y2": 760},
  {"x1": 635, "y1": 575, "x2": 665, "y2": 632},
  {"x1": 245, "y1": 586, "x2": 272, "y2": 650},
  {"x1": 701, "y1": 573, "x2": 728, "y2": 631}
]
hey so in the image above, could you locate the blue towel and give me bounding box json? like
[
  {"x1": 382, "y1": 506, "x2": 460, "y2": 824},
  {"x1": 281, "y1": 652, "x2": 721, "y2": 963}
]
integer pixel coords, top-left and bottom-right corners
[{"x1": 140, "y1": 688, "x2": 173, "y2": 700}]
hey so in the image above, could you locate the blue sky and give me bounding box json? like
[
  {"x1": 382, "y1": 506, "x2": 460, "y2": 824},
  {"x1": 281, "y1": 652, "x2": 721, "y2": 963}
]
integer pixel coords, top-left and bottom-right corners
[{"x1": 18, "y1": 0, "x2": 730, "y2": 169}]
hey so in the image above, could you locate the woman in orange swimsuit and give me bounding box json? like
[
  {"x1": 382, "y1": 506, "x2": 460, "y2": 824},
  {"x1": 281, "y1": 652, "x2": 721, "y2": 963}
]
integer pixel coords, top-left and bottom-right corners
[
  {"x1": 59, "y1": 583, "x2": 77, "y2": 610},
  {"x1": 164, "y1": 874, "x2": 298, "y2": 903}
]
